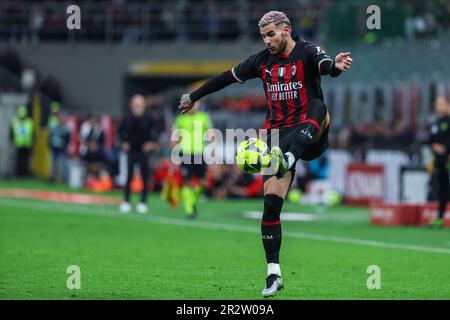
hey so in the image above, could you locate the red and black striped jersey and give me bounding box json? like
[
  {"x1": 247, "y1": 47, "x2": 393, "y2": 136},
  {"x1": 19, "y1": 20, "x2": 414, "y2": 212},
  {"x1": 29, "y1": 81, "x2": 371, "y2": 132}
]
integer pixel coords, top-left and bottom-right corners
[{"x1": 230, "y1": 37, "x2": 341, "y2": 129}]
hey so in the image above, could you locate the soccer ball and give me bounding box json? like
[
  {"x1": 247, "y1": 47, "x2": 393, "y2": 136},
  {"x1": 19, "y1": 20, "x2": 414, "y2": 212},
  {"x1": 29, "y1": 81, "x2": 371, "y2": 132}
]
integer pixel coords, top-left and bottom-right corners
[
  {"x1": 287, "y1": 189, "x2": 303, "y2": 204},
  {"x1": 236, "y1": 138, "x2": 271, "y2": 173}
]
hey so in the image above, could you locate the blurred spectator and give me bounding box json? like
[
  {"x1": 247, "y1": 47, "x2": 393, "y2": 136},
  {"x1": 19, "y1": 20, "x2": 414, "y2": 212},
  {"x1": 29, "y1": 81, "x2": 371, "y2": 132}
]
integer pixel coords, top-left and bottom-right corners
[
  {"x1": 404, "y1": 4, "x2": 446, "y2": 40},
  {"x1": 79, "y1": 115, "x2": 105, "y2": 158},
  {"x1": 221, "y1": 165, "x2": 263, "y2": 199},
  {"x1": 48, "y1": 101, "x2": 61, "y2": 128},
  {"x1": 9, "y1": 105, "x2": 34, "y2": 177},
  {"x1": 28, "y1": 5, "x2": 44, "y2": 45},
  {"x1": 83, "y1": 140, "x2": 108, "y2": 176},
  {"x1": 79, "y1": 116, "x2": 109, "y2": 185},
  {"x1": 206, "y1": 164, "x2": 231, "y2": 199},
  {"x1": 122, "y1": 16, "x2": 143, "y2": 43},
  {"x1": 49, "y1": 111, "x2": 70, "y2": 183},
  {"x1": 118, "y1": 94, "x2": 160, "y2": 214}
]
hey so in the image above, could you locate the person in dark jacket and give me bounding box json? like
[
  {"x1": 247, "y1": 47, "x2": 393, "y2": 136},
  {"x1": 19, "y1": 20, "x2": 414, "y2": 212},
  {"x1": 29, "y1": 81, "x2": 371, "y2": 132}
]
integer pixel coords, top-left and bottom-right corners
[
  {"x1": 118, "y1": 94, "x2": 159, "y2": 214},
  {"x1": 427, "y1": 96, "x2": 450, "y2": 228}
]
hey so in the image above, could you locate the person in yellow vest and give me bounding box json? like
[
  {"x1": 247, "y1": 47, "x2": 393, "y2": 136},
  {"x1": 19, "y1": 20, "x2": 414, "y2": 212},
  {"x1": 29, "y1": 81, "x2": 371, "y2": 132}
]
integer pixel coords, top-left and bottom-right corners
[
  {"x1": 9, "y1": 105, "x2": 34, "y2": 177},
  {"x1": 172, "y1": 102, "x2": 212, "y2": 219},
  {"x1": 48, "y1": 101, "x2": 61, "y2": 128},
  {"x1": 49, "y1": 109, "x2": 71, "y2": 183}
]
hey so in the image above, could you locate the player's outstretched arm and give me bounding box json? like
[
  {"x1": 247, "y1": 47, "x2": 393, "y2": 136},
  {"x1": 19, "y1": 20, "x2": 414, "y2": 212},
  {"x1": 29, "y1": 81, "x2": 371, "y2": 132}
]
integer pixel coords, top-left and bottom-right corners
[
  {"x1": 306, "y1": 43, "x2": 353, "y2": 78},
  {"x1": 178, "y1": 71, "x2": 238, "y2": 114},
  {"x1": 316, "y1": 52, "x2": 352, "y2": 77}
]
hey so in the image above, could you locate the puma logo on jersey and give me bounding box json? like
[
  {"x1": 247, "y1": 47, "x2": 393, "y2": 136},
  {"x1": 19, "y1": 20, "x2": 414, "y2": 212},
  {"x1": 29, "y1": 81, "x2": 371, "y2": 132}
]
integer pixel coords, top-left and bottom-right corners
[{"x1": 265, "y1": 69, "x2": 273, "y2": 76}]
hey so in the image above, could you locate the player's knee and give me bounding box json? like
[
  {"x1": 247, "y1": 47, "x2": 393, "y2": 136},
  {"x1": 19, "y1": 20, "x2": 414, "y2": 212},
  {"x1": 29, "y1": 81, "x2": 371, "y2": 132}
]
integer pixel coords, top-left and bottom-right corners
[
  {"x1": 307, "y1": 98, "x2": 328, "y2": 122},
  {"x1": 263, "y1": 194, "x2": 284, "y2": 221},
  {"x1": 297, "y1": 100, "x2": 328, "y2": 142},
  {"x1": 299, "y1": 99, "x2": 327, "y2": 134}
]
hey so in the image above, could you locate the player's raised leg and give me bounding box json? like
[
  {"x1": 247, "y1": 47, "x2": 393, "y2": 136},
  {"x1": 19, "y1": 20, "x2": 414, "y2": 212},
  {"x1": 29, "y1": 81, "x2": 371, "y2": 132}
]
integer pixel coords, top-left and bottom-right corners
[
  {"x1": 260, "y1": 172, "x2": 292, "y2": 297},
  {"x1": 271, "y1": 98, "x2": 330, "y2": 178}
]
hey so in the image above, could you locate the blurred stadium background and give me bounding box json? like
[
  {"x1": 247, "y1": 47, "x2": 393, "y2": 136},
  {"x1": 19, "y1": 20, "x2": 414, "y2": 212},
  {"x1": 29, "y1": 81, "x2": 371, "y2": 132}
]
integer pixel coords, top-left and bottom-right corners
[{"x1": 0, "y1": 0, "x2": 449, "y2": 299}]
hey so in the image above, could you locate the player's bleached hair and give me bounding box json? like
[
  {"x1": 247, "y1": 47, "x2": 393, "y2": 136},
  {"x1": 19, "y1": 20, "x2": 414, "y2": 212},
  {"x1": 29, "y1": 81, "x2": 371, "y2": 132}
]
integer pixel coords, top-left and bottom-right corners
[{"x1": 258, "y1": 11, "x2": 291, "y2": 28}]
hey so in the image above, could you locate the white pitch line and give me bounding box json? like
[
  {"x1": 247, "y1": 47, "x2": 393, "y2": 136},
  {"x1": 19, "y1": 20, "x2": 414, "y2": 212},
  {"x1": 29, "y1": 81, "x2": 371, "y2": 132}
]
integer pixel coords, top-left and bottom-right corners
[{"x1": 1, "y1": 198, "x2": 450, "y2": 255}]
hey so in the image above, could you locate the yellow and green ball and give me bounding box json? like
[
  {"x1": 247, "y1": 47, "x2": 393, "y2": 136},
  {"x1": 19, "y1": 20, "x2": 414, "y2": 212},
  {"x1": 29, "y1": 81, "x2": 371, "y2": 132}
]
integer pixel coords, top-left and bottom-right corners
[
  {"x1": 287, "y1": 189, "x2": 303, "y2": 204},
  {"x1": 236, "y1": 138, "x2": 270, "y2": 174},
  {"x1": 328, "y1": 190, "x2": 342, "y2": 205}
]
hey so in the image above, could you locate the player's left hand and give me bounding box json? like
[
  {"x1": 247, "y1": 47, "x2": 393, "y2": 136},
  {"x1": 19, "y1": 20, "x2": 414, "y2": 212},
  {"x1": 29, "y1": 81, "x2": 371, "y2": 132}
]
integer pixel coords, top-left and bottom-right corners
[
  {"x1": 335, "y1": 52, "x2": 353, "y2": 71},
  {"x1": 178, "y1": 94, "x2": 194, "y2": 114}
]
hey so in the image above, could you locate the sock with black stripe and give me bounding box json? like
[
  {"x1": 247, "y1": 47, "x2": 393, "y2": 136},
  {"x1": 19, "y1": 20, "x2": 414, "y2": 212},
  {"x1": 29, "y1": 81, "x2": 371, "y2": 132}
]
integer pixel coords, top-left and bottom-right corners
[{"x1": 261, "y1": 194, "x2": 284, "y2": 272}]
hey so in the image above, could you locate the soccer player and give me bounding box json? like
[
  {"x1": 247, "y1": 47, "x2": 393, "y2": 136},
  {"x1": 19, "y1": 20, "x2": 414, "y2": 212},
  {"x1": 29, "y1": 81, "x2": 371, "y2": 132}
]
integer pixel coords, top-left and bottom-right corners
[
  {"x1": 178, "y1": 11, "x2": 352, "y2": 297},
  {"x1": 118, "y1": 94, "x2": 159, "y2": 214},
  {"x1": 428, "y1": 96, "x2": 450, "y2": 228},
  {"x1": 172, "y1": 101, "x2": 212, "y2": 219}
]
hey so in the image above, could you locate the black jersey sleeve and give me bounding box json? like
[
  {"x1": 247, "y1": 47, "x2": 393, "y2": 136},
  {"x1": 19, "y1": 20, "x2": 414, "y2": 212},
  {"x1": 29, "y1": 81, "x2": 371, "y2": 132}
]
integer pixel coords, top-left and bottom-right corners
[
  {"x1": 231, "y1": 53, "x2": 261, "y2": 83},
  {"x1": 189, "y1": 53, "x2": 262, "y2": 102},
  {"x1": 189, "y1": 71, "x2": 237, "y2": 102},
  {"x1": 304, "y1": 42, "x2": 341, "y2": 77}
]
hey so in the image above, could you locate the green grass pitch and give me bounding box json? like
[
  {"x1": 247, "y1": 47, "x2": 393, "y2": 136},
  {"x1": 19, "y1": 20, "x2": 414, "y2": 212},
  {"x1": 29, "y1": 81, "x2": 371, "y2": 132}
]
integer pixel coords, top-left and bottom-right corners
[{"x1": 0, "y1": 180, "x2": 449, "y2": 299}]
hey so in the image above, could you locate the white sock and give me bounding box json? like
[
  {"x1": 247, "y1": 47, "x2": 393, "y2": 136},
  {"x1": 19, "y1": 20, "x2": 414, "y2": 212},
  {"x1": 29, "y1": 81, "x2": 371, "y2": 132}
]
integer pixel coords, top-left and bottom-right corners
[
  {"x1": 285, "y1": 152, "x2": 296, "y2": 169},
  {"x1": 267, "y1": 263, "x2": 281, "y2": 276}
]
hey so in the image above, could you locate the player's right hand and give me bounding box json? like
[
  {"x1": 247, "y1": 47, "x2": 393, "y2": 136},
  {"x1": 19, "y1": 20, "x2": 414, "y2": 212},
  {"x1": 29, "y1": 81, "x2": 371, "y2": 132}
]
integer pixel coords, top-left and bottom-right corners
[
  {"x1": 178, "y1": 93, "x2": 194, "y2": 114},
  {"x1": 335, "y1": 52, "x2": 353, "y2": 71}
]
